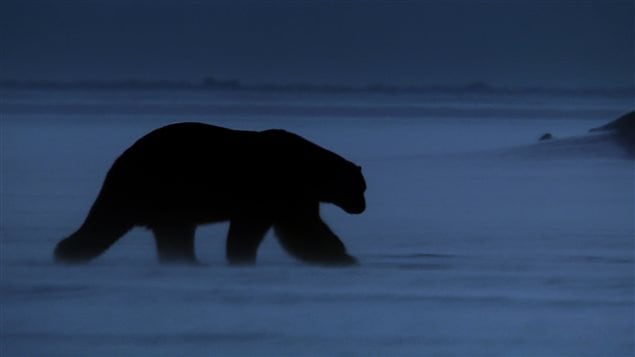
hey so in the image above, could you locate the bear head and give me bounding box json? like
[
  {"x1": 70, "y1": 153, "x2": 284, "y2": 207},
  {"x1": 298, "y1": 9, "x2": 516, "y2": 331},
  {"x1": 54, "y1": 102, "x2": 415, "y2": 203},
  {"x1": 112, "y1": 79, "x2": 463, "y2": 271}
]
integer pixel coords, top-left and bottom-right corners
[
  {"x1": 259, "y1": 129, "x2": 367, "y2": 215},
  {"x1": 316, "y1": 160, "x2": 366, "y2": 214}
]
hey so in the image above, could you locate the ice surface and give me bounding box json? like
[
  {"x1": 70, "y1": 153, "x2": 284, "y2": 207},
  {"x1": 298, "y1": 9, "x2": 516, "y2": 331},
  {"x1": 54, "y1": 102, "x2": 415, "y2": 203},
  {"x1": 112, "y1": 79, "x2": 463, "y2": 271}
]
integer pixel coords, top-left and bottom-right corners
[{"x1": 1, "y1": 90, "x2": 633, "y2": 356}]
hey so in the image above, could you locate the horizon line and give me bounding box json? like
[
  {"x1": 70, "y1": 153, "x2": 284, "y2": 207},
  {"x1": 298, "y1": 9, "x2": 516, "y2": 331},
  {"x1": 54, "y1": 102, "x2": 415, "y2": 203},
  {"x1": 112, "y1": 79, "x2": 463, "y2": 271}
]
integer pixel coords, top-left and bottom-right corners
[{"x1": 1, "y1": 77, "x2": 634, "y2": 96}]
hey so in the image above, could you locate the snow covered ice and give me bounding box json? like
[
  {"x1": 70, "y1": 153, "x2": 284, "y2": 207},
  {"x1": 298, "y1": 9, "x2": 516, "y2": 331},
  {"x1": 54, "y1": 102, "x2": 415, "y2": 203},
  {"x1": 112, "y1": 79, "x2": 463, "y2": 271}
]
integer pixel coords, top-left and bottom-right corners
[{"x1": 1, "y1": 89, "x2": 633, "y2": 356}]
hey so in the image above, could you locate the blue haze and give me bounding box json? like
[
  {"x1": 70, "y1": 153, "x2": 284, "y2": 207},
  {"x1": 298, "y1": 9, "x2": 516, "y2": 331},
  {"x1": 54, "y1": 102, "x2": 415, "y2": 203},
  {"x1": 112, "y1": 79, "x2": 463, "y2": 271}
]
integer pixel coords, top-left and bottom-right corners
[
  {"x1": 1, "y1": 89, "x2": 633, "y2": 355},
  {"x1": 1, "y1": 0, "x2": 634, "y2": 354}
]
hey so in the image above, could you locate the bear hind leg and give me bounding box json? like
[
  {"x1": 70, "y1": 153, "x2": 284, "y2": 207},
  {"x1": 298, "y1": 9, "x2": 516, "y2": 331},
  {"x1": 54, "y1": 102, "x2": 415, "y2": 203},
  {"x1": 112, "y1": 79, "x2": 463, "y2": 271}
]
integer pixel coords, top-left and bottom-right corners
[
  {"x1": 55, "y1": 220, "x2": 133, "y2": 264},
  {"x1": 151, "y1": 223, "x2": 198, "y2": 264}
]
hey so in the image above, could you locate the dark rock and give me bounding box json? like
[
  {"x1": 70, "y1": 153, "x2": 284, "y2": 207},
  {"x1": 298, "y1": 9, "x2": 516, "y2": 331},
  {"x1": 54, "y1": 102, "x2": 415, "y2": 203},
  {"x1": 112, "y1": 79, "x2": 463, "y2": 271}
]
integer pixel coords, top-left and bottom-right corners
[
  {"x1": 539, "y1": 133, "x2": 553, "y2": 141},
  {"x1": 589, "y1": 111, "x2": 635, "y2": 157}
]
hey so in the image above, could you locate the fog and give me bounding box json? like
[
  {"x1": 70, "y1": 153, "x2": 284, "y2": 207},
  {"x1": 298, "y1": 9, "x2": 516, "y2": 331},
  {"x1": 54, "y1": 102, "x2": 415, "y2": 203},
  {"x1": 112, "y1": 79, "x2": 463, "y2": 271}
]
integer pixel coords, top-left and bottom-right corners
[{"x1": 1, "y1": 89, "x2": 633, "y2": 355}]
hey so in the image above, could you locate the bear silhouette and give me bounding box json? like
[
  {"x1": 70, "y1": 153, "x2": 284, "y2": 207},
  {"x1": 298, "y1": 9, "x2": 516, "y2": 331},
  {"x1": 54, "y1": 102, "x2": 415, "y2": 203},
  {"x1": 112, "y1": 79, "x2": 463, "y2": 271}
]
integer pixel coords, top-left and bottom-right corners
[{"x1": 54, "y1": 123, "x2": 366, "y2": 266}]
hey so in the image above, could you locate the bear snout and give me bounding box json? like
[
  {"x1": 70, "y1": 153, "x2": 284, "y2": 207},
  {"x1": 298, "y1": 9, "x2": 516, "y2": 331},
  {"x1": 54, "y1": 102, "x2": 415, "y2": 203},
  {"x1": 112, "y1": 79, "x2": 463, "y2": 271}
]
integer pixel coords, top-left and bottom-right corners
[{"x1": 343, "y1": 197, "x2": 366, "y2": 214}]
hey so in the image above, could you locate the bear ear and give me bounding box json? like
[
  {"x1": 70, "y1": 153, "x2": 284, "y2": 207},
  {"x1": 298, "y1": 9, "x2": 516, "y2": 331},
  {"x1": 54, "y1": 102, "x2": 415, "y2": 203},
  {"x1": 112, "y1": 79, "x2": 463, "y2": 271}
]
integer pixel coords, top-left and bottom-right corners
[{"x1": 356, "y1": 165, "x2": 362, "y2": 172}]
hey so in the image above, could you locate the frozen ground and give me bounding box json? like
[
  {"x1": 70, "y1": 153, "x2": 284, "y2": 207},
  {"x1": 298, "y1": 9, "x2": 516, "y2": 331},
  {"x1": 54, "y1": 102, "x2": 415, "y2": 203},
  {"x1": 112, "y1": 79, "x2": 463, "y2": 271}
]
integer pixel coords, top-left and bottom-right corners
[{"x1": 1, "y1": 90, "x2": 633, "y2": 356}]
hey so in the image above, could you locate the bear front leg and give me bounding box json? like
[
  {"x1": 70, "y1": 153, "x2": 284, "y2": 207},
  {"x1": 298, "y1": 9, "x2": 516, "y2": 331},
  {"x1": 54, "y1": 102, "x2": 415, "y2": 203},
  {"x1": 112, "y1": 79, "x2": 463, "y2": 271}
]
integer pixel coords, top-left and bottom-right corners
[
  {"x1": 151, "y1": 223, "x2": 198, "y2": 264},
  {"x1": 226, "y1": 216, "x2": 272, "y2": 265},
  {"x1": 273, "y1": 208, "x2": 358, "y2": 266}
]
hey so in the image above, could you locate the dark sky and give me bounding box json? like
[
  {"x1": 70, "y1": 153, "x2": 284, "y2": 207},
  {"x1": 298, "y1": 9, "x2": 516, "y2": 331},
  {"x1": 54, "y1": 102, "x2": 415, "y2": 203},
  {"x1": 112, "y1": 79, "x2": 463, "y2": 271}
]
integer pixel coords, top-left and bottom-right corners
[{"x1": 1, "y1": 0, "x2": 633, "y2": 87}]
